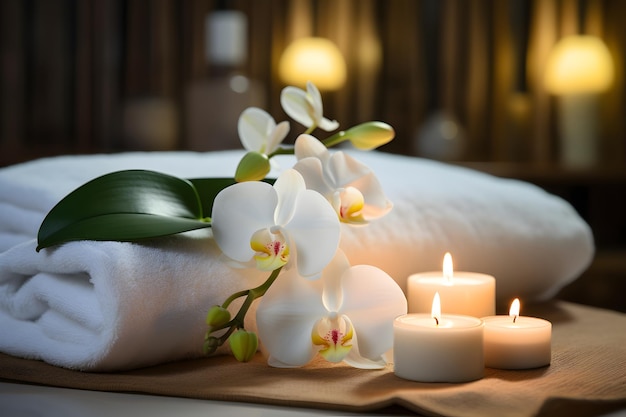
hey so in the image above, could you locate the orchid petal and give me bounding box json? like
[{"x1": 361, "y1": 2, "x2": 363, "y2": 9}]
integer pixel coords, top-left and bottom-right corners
[
  {"x1": 340, "y1": 265, "x2": 407, "y2": 360},
  {"x1": 295, "y1": 147, "x2": 392, "y2": 223},
  {"x1": 214, "y1": 169, "x2": 339, "y2": 277},
  {"x1": 326, "y1": 152, "x2": 371, "y2": 186},
  {"x1": 288, "y1": 190, "x2": 340, "y2": 277},
  {"x1": 342, "y1": 354, "x2": 386, "y2": 370},
  {"x1": 294, "y1": 134, "x2": 330, "y2": 163},
  {"x1": 333, "y1": 187, "x2": 367, "y2": 224},
  {"x1": 280, "y1": 86, "x2": 314, "y2": 128},
  {"x1": 294, "y1": 136, "x2": 392, "y2": 222},
  {"x1": 327, "y1": 152, "x2": 392, "y2": 220},
  {"x1": 212, "y1": 181, "x2": 277, "y2": 263},
  {"x1": 238, "y1": 108, "x2": 275, "y2": 152},
  {"x1": 312, "y1": 315, "x2": 354, "y2": 363},
  {"x1": 292, "y1": 158, "x2": 333, "y2": 198},
  {"x1": 320, "y1": 250, "x2": 350, "y2": 311},
  {"x1": 267, "y1": 121, "x2": 290, "y2": 154},
  {"x1": 281, "y1": 83, "x2": 338, "y2": 131},
  {"x1": 359, "y1": 199, "x2": 393, "y2": 221},
  {"x1": 250, "y1": 229, "x2": 290, "y2": 271},
  {"x1": 257, "y1": 268, "x2": 326, "y2": 367},
  {"x1": 273, "y1": 169, "x2": 306, "y2": 226},
  {"x1": 305, "y1": 82, "x2": 339, "y2": 131},
  {"x1": 317, "y1": 116, "x2": 340, "y2": 132},
  {"x1": 306, "y1": 81, "x2": 324, "y2": 120},
  {"x1": 238, "y1": 107, "x2": 289, "y2": 155},
  {"x1": 342, "y1": 332, "x2": 387, "y2": 370}
]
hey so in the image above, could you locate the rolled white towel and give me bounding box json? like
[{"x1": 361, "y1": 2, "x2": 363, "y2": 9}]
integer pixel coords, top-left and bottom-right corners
[{"x1": 0, "y1": 232, "x2": 266, "y2": 371}]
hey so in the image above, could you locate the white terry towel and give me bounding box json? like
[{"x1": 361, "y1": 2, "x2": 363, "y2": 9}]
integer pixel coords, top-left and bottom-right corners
[
  {"x1": 0, "y1": 233, "x2": 266, "y2": 371},
  {"x1": 0, "y1": 150, "x2": 594, "y2": 371}
]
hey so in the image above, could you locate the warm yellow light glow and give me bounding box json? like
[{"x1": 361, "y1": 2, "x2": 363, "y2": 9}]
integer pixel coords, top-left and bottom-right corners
[
  {"x1": 443, "y1": 252, "x2": 453, "y2": 283},
  {"x1": 509, "y1": 298, "x2": 520, "y2": 321},
  {"x1": 278, "y1": 37, "x2": 347, "y2": 91},
  {"x1": 431, "y1": 292, "x2": 441, "y2": 325},
  {"x1": 544, "y1": 35, "x2": 614, "y2": 94}
]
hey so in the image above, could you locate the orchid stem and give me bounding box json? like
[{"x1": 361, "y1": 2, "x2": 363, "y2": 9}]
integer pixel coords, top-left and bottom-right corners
[
  {"x1": 304, "y1": 124, "x2": 317, "y2": 135},
  {"x1": 231, "y1": 266, "x2": 283, "y2": 328},
  {"x1": 268, "y1": 124, "x2": 348, "y2": 160},
  {"x1": 206, "y1": 267, "x2": 283, "y2": 350},
  {"x1": 222, "y1": 290, "x2": 249, "y2": 309},
  {"x1": 321, "y1": 131, "x2": 348, "y2": 148},
  {"x1": 267, "y1": 147, "x2": 294, "y2": 158}
]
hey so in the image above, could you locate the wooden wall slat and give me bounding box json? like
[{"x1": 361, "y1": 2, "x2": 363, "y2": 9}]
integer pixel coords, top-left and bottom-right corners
[
  {"x1": 1, "y1": 0, "x2": 625, "y2": 167},
  {"x1": 74, "y1": 0, "x2": 94, "y2": 153},
  {"x1": 0, "y1": 0, "x2": 25, "y2": 156}
]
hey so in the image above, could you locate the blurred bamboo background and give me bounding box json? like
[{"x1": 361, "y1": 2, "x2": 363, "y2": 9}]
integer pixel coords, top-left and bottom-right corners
[{"x1": 1, "y1": 0, "x2": 625, "y2": 166}]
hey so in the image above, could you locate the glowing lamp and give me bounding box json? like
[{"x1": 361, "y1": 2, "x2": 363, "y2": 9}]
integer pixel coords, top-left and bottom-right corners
[
  {"x1": 544, "y1": 35, "x2": 614, "y2": 95},
  {"x1": 278, "y1": 37, "x2": 347, "y2": 91},
  {"x1": 544, "y1": 35, "x2": 615, "y2": 168}
]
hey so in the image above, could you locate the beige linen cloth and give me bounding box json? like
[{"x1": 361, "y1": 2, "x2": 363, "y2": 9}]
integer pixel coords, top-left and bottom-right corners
[{"x1": 1, "y1": 301, "x2": 624, "y2": 417}]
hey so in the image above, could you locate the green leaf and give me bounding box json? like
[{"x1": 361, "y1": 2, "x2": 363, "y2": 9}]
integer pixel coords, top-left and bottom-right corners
[
  {"x1": 37, "y1": 170, "x2": 211, "y2": 251},
  {"x1": 189, "y1": 178, "x2": 237, "y2": 218}
]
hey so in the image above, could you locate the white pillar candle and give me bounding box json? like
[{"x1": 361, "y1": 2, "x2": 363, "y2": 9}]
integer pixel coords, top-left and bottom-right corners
[
  {"x1": 482, "y1": 298, "x2": 552, "y2": 369},
  {"x1": 393, "y1": 293, "x2": 484, "y2": 383},
  {"x1": 407, "y1": 252, "x2": 495, "y2": 317}
]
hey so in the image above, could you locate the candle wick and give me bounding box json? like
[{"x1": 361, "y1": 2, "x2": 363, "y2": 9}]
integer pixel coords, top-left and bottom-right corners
[
  {"x1": 434, "y1": 317, "x2": 439, "y2": 326},
  {"x1": 513, "y1": 315, "x2": 518, "y2": 324}
]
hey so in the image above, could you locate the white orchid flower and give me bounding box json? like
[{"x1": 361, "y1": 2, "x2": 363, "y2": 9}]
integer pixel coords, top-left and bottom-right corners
[
  {"x1": 280, "y1": 81, "x2": 339, "y2": 132},
  {"x1": 256, "y1": 250, "x2": 407, "y2": 368},
  {"x1": 238, "y1": 107, "x2": 290, "y2": 155},
  {"x1": 211, "y1": 169, "x2": 340, "y2": 278},
  {"x1": 292, "y1": 134, "x2": 392, "y2": 224}
]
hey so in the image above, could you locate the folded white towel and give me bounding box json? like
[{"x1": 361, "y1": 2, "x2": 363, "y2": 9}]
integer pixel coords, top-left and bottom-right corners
[
  {"x1": 0, "y1": 150, "x2": 594, "y2": 371},
  {"x1": 0, "y1": 233, "x2": 267, "y2": 371}
]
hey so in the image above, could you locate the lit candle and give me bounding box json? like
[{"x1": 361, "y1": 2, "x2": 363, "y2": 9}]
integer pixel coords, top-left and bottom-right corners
[
  {"x1": 393, "y1": 293, "x2": 484, "y2": 383},
  {"x1": 407, "y1": 252, "x2": 495, "y2": 317},
  {"x1": 482, "y1": 298, "x2": 551, "y2": 369}
]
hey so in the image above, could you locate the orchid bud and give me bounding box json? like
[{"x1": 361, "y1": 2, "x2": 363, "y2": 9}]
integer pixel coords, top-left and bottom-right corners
[
  {"x1": 205, "y1": 305, "x2": 231, "y2": 328},
  {"x1": 344, "y1": 121, "x2": 395, "y2": 150},
  {"x1": 203, "y1": 335, "x2": 220, "y2": 355},
  {"x1": 235, "y1": 151, "x2": 271, "y2": 182},
  {"x1": 229, "y1": 329, "x2": 258, "y2": 362}
]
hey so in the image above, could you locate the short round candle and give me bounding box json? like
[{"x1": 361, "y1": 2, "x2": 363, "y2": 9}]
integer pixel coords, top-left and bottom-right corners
[
  {"x1": 407, "y1": 252, "x2": 495, "y2": 318},
  {"x1": 482, "y1": 299, "x2": 552, "y2": 369},
  {"x1": 393, "y1": 293, "x2": 485, "y2": 383}
]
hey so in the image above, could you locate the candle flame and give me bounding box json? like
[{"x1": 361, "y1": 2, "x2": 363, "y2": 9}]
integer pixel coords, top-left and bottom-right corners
[
  {"x1": 432, "y1": 292, "x2": 441, "y2": 325},
  {"x1": 443, "y1": 252, "x2": 453, "y2": 283},
  {"x1": 509, "y1": 298, "x2": 520, "y2": 323}
]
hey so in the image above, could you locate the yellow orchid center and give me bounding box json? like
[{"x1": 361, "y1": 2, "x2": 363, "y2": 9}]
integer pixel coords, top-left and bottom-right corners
[
  {"x1": 311, "y1": 314, "x2": 354, "y2": 363},
  {"x1": 250, "y1": 229, "x2": 290, "y2": 271},
  {"x1": 333, "y1": 187, "x2": 366, "y2": 224}
]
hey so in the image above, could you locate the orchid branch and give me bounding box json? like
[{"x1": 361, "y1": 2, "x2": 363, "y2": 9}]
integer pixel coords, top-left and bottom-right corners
[{"x1": 203, "y1": 266, "x2": 283, "y2": 356}]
